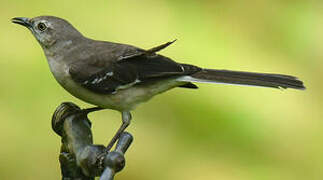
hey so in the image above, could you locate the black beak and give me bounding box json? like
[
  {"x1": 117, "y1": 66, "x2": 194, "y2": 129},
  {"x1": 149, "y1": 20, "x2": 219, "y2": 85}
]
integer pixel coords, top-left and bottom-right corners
[{"x1": 11, "y1": 17, "x2": 32, "y2": 28}]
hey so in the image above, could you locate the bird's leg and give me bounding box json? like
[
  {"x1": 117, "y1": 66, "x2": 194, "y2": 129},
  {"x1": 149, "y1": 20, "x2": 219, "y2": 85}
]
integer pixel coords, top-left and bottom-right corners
[
  {"x1": 106, "y1": 111, "x2": 132, "y2": 151},
  {"x1": 82, "y1": 107, "x2": 104, "y2": 114}
]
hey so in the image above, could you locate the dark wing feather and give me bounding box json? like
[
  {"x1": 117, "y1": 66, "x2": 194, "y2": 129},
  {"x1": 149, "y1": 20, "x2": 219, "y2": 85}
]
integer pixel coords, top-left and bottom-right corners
[
  {"x1": 69, "y1": 61, "x2": 138, "y2": 94},
  {"x1": 116, "y1": 40, "x2": 177, "y2": 62},
  {"x1": 69, "y1": 42, "x2": 201, "y2": 94}
]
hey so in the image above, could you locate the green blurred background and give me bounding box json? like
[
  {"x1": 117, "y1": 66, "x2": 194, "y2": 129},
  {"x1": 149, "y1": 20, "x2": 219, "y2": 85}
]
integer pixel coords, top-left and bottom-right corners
[{"x1": 0, "y1": 0, "x2": 322, "y2": 179}]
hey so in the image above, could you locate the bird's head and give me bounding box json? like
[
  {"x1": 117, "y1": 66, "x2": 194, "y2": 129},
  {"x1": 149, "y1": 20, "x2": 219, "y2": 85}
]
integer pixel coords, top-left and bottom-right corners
[{"x1": 12, "y1": 16, "x2": 83, "y2": 49}]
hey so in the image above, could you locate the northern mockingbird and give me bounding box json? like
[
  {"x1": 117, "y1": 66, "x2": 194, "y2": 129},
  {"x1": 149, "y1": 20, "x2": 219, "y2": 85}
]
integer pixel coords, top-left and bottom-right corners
[{"x1": 12, "y1": 16, "x2": 305, "y2": 150}]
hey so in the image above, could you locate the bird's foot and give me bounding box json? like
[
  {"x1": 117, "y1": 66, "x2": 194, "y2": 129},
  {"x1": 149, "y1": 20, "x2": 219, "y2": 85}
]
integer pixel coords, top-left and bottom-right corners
[{"x1": 106, "y1": 111, "x2": 132, "y2": 152}]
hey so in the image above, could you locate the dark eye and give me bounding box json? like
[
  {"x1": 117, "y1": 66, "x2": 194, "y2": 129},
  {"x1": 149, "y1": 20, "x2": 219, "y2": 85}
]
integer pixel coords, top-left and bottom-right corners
[{"x1": 37, "y1": 23, "x2": 47, "y2": 31}]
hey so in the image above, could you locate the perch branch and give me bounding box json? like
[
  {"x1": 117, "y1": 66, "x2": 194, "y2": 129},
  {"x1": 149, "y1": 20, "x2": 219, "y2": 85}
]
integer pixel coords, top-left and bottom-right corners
[{"x1": 52, "y1": 102, "x2": 133, "y2": 180}]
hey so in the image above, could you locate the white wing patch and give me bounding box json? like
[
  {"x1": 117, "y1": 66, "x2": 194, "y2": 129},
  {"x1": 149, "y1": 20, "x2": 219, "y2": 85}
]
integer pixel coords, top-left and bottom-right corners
[
  {"x1": 116, "y1": 79, "x2": 141, "y2": 91},
  {"x1": 83, "y1": 71, "x2": 114, "y2": 85}
]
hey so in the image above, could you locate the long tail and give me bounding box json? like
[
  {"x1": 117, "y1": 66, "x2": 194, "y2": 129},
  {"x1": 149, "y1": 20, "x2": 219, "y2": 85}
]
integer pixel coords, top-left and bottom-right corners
[{"x1": 178, "y1": 69, "x2": 305, "y2": 90}]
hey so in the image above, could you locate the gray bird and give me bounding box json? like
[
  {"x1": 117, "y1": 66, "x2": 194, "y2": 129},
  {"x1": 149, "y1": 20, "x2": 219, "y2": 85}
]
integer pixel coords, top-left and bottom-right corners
[{"x1": 12, "y1": 16, "x2": 305, "y2": 150}]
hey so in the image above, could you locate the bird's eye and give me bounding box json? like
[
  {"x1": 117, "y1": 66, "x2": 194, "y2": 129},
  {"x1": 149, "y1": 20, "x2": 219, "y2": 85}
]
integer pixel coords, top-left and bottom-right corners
[{"x1": 37, "y1": 23, "x2": 47, "y2": 31}]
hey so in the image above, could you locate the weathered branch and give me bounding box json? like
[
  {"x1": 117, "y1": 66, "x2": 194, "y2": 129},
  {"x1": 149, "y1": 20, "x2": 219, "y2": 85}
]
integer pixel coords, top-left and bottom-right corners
[{"x1": 52, "y1": 102, "x2": 133, "y2": 180}]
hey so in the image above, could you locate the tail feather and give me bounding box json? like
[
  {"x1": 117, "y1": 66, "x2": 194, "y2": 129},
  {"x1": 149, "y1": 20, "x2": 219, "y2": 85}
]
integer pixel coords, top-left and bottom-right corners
[{"x1": 178, "y1": 69, "x2": 305, "y2": 90}]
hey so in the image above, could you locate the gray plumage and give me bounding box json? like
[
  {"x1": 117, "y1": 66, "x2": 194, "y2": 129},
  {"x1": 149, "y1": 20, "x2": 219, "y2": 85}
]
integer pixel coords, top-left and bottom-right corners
[{"x1": 12, "y1": 16, "x2": 305, "y2": 149}]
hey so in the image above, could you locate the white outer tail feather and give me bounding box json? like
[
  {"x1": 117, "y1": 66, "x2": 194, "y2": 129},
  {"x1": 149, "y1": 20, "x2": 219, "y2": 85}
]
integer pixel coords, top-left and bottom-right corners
[{"x1": 176, "y1": 75, "x2": 282, "y2": 89}]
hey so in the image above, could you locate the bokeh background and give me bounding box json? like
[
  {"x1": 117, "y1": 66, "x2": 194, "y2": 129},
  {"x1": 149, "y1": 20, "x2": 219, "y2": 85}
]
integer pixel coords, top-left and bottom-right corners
[{"x1": 0, "y1": 0, "x2": 322, "y2": 179}]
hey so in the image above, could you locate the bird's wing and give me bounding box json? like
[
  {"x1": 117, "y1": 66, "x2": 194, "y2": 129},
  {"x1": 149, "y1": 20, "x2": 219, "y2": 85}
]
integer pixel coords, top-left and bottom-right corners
[
  {"x1": 116, "y1": 40, "x2": 177, "y2": 62},
  {"x1": 69, "y1": 43, "x2": 200, "y2": 94}
]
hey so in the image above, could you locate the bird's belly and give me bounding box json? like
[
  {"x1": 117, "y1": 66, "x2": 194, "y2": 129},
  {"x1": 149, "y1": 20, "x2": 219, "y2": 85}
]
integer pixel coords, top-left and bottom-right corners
[
  {"x1": 48, "y1": 59, "x2": 184, "y2": 111},
  {"x1": 60, "y1": 76, "x2": 183, "y2": 111}
]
